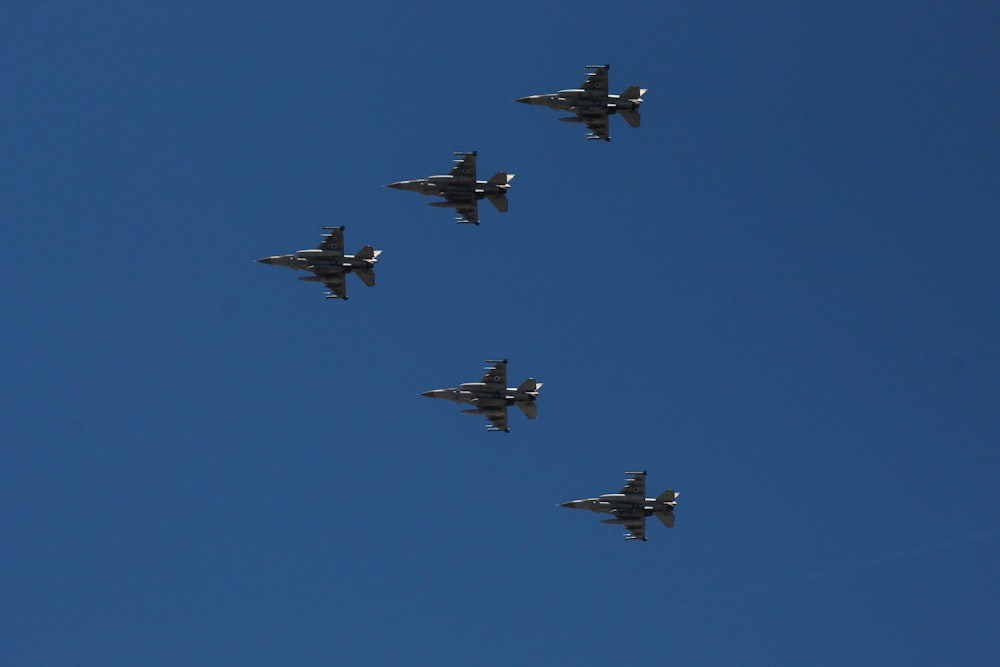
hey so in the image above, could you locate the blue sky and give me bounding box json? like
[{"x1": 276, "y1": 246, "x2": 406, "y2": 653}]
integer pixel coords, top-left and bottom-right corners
[{"x1": 3, "y1": 2, "x2": 999, "y2": 665}]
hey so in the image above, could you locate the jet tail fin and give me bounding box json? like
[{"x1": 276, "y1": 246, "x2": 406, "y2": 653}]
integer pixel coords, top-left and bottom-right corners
[
  {"x1": 486, "y1": 171, "x2": 515, "y2": 187},
  {"x1": 620, "y1": 109, "x2": 641, "y2": 128},
  {"x1": 656, "y1": 512, "x2": 676, "y2": 529},
  {"x1": 656, "y1": 489, "x2": 678, "y2": 503},
  {"x1": 517, "y1": 402, "x2": 538, "y2": 420},
  {"x1": 487, "y1": 194, "x2": 509, "y2": 213},
  {"x1": 354, "y1": 268, "x2": 376, "y2": 287}
]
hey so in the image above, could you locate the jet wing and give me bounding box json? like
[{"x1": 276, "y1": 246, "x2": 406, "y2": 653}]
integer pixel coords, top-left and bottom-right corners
[
  {"x1": 479, "y1": 359, "x2": 507, "y2": 388},
  {"x1": 618, "y1": 471, "x2": 646, "y2": 498},
  {"x1": 574, "y1": 110, "x2": 611, "y2": 141},
  {"x1": 448, "y1": 152, "x2": 477, "y2": 181},
  {"x1": 580, "y1": 66, "x2": 610, "y2": 96},
  {"x1": 316, "y1": 270, "x2": 348, "y2": 300},
  {"x1": 318, "y1": 227, "x2": 345, "y2": 256},
  {"x1": 484, "y1": 407, "x2": 509, "y2": 432},
  {"x1": 441, "y1": 195, "x2": 480, "y2": 225},
  {"x1": 617, "y1": 510, "x2": 647, "y2": 541}
]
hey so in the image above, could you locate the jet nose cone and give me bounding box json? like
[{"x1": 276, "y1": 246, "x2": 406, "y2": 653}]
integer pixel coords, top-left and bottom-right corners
[
  {"x1": 420, "y1": 390, "x2": 447, "y2": 399},
  {"x1": 559, "y1": 501, "x2": 575, "y2": 508},
  {"x1": 515, "y1": 96, "x2": 535, "y2": 105},
  {"x1": 386, "y1": 182, "x2": 405, "y2": 190},
  {"x1": 421, "y1": 389, "x2": 453, "y2": 400},
  {"x1": 256, "y1": 257, "x2": 274, "y2": 264}
]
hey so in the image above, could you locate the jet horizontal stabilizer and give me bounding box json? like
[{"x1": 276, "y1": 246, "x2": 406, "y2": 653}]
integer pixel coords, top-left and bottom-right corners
[
  {"x1": 619, "y1": 109, "x2": 641, "y2": 128},
  {"x1": 620, "y1": 85, "x2": 646, "y2": 100},
  {"x1": 487, "y1": 194, "x2": 508, "y2": 213},
  {"x1": 321, "y1": 226, "x2": 345, "y2": 231},
  {"x1": 585, "y1": 63, "x2": 611, "y2": 70},
  {"x1": 656, "y1": 489, "x2": 678, "y2": 503},
  {"x1": 354, "y1": 268, "x2": 376, "y2": 287},
  {"x1": 486, "y1": 172, "x2": 515, "y2": 186},
  {"x1": 515, "y1": 378, "x2": 541, "y2": 393}
]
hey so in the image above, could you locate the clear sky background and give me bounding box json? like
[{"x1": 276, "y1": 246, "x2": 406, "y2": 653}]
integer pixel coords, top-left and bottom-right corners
[{"x1": 3, "y1": 2, "x2": 999, "y2": 665}]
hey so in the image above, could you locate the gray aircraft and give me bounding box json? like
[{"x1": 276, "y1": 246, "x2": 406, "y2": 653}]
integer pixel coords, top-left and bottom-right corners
[
  {"x1": 256, "y1": 226, "x2": 381, "y2": 300},
  {"x1": 561, "y1": 471, "x2": 678, "y2": 541},
  {"x1": 386, "y1": 151, "x2": 515, "y2": 225},
  {"x1": 420, "y1": 359, "x2": 541, "y2": 432},
  {"x1": 516, "y1": 64, "x2": 647, "y2": 141}
]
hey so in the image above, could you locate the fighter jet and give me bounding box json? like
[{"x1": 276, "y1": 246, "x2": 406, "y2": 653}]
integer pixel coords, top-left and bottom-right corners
[
  {"x1": 420, "y1": 359, "x2": 541, "y2": 432},
  {"x1": 386, "y1": 151, "x2": 515, "y2": 225},
  {"x1": 560, "y1": 471, "x2": 678, "y2": 541},
  {"x1": 256, "y1": 226, "x2": 381, "y2": 300},
  {"x1": 516, "y1": 64, "x2": 647, "y2": 141}
]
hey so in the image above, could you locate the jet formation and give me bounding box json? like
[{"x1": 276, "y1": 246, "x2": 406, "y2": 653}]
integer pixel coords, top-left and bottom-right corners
[
  {"x1": 254, "y1": 65, "x2": 673, "y2": 540},
  {"x1": 256, "y1": 226, "x2": 381, "y2": 300},
  {"x1": 517, "y1": 64, "x2": 647, "y2": 141},
  {"x1": 386, "y1": 151, "x2": 515, "y2": 225},
  {"x1": 561, "y1": 471, "x2": 678, "y2": 541},
  {"x1": 421, "y1": 359, "x2": 542, "y2": 432}
]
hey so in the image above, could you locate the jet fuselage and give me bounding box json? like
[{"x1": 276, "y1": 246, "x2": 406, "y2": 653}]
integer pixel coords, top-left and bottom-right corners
[
  {"x1": 386, "y1": 176, "x2": 509, "y2": 199},
  {"x1": 257, "y1": 249, "x2": 377, "y2": 273},
  {"x1": 561, "y1": 494, "x2": 676, "y2": 516},
  {"x1": 421, "y1": 385, "x2": 537, "y2": 408},
  {"x1": 519, "y1": 90, "x2": 643, "y2": 114}
]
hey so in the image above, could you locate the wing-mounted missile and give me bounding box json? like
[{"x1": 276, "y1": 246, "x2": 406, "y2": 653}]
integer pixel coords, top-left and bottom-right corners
[{"x1": 585, "y1": 63, "x2": 611, "y2": 70}]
